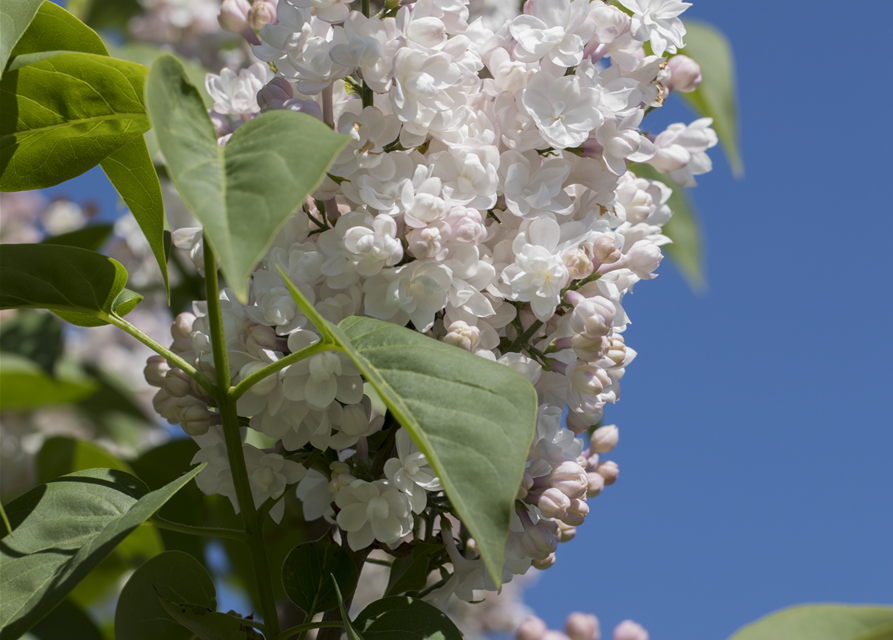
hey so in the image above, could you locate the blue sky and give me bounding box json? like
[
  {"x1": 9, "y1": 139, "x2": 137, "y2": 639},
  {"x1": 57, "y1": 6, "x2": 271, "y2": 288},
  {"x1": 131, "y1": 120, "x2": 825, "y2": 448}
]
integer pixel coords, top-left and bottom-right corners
[{"x1": 40, "y1": 2, "x2": 893, "y2": 639}]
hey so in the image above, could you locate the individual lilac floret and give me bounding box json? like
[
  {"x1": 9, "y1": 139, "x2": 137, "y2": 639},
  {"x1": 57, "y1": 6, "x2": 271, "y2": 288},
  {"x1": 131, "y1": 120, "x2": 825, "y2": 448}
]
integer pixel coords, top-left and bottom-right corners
[
  {"x1": 618, "y1": 0, "x2": 691, "y2": 56},
  {"x1": 205, "y1": 63, "x2": 269, "y2": 116},
  {"x1": 384, "y1": 429, "x2": 442, "y2": 513},
  {"x1": 335, "y1": 479, "x2": 413, "y2": 550}
]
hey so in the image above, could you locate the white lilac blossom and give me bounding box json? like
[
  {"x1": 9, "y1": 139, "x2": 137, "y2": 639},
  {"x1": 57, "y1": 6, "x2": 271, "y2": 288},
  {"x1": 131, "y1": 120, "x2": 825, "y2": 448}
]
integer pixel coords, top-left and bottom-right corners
[{"x1": 153, "y1": 0, "x2": 714, "y2": 612}]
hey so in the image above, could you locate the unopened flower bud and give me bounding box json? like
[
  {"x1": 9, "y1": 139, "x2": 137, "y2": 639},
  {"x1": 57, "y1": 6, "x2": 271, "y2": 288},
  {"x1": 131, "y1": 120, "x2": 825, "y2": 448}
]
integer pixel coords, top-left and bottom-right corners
[
  {"x1": 443, "y1": 321, "x2": 481, "y2": 352},
  {"x1": 591, "y1": 424, "x2": 619, "y2": 453},
  {"x1": 564, "y1": 247, "x2": 594, "y2": 281},
  {"x1": 550, "y1": 461, "x2": 588, "y2": 500},
  {"x1": 566, "y1": 613, "x2": 600, "y2": 640},
  {"x1": 667, "y1": 55, "x2": 702, "y2": 93},
  {"x1": 330, "y1": 461, "x2": 351, "y2": 476},
  {"x1": 144, "y1": 356, "x2": 170, "y2": 387},
  {"x1": 516, "y1": 616, "x2": 548, "y2": 640},
  {"x1": 152, "y1": 388, "x2": 177, "y2": 421},
  {"x1": 586, "y1": 472, "x2": 605, "y2": 498},
  {"x1": 566, "y1": 407, "x2": 602, "y2": 434},
  {"x1": 596, "y1": 460, "x2": 619, "y2": 485},
  {"x1": 178, "y1": 398, "x2": 212, "y2": 436},
  {"x1": 328, "y1": 473, "x2": 356, "y2": 494},
  {"x1": 282, "y1": 98, "x2": 324, "y2": 121},
  {"x1": 592, "y1": 236, "x2": 621, "y2": 265},
  {"x1": 605, "y1": 335, "x2": 631, "y2": 367},
  {"x1": 244, "y1": 322, "x2": 283, "y2": 354},
  {"x1": 517, "y1": 471, "x2": 533, "y2": 500},
  {"x1": 257, "y1": 77, "x2": 293, "y2": 111},
  {"x1": 521, "y1": 521, "x2": 558, "y2": 560},
  {"x1": 615, "y1": 241, "x2": 662, "y2": 280},
  {"x1": 585, "y1": 453, "x2": 600, "y2": 471},
  {"x1": 562, "y1": 498, "x2": 589, "y2": 527},
  {"x1": 172, "y1": 312, "x2": 197, "y2": 340},
  {"x1": 613, "y1": 621, "x2": 648, "y2": 640},
  {"x1": 164, "y1": 368, "x2": 194, "y2": 397},
  {"x1": 571, "y1": 296, "x2": 616, "y2": 338},
  {"x1": 218, "y1": 0, "x2": 251, "y2": 32},
  {"x1": 537, "y1": 487, "x2": 571, "y2": 519},
  {"x1": 532, "y1": 553, "x2": 557, "y2": 571},
  {"x1": 556, "y1": 520, "x2": 577, "y2": 542},
  {"x1": 247, "y1": 0, "x2": 276, "y2": 30}
]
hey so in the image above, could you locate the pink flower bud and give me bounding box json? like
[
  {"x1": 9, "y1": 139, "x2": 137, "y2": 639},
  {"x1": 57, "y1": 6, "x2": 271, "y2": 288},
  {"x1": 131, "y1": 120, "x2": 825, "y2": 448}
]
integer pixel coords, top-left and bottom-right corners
[
  {"x1": 566, "y1": 407, "x2": 602, "y2": 434},
  {"x1": 257, "y1": 77, "x2": 293, "y2": 111},
  {"x1": 562, "y1": 498, "x2": 589, "y2": 527},
  {"x1": 244, "y1": 322, "x2": 284, "y2": 354},
  {"x1": 591, "y1": 236, "x2": 621, "y2": 265},
  {"x1": 571, "y1": 296, "x2": 616, "y2": 338},
  {"x1": 282, "y1": 98, "x2": 324, "y2": 121},
  {"x1": 605, "y1": 335, "x2": 630, "y2": 367},
  {"x1": 537, "y1": 488, "x2": 571, "y2": 519},
  {"x1": 591, "y1": 424, "x2": 618, "y2": 453},
  {"x1": 152, "y1": 388, "x2": 177, "y2": 422},
  {"x1": 550, "y1": 461, "x2": 588, "y2": 500},
  {"x1": 613, "y1": 621, "x2": 648, "y2": 640},
  {"x1": 564, "y1": 247, "x2": 594, "y2": 281},
  {"x1": 516, "y1": 617, "x2": 548, "y2": 640},
  {"x1": 164, "y1": 368, "x2": 194, "y2": 398},
  {"x1": 613, "y1": 241, "x2": 663, "y2": 280},
  {"x1": 566, "y1": 613, "x2": 600, "y2": 640},
  {"x1": 585, "y1": 453, "x2": 600, "y2": 471},
  {"x1": 571, "y1": 334, "x2": 608, "y2": 362},
  {"x1": 586, "y1": 472, "x2": 605, "y2": 498},
  {"x1": 443, "y1": 320, "x2": 481, "y2": 352},
  {"x1": 172, "y1": 312, "x2": 197, "y2": 340},
  {"x1": 247, "y1": 0, "x2": 276, "y2": 30},
  {"x1": 521, "y1": 521, "x2": 558, "y2": 559},
  {"x1": 532, "y1": 553, "x2": 557, "y2": 571},
  {"x1": 596, "y1": 461, "x2": 619, "y2": 485},
  {"x1": 667, "y1": 55, "x2": 702, "y2": 93},
  {"x1": 144, "y1": 355, "x2": 170, "y2": 387},
  {"x1": 556, "y1": 520, "x2": 577, "y2": 542},
  {"x1": 178, "y1": 398, "x2": 212, "y2": 436},
  {"x1": 218, "y1": 0, "x2": 251, "y2": 32}
]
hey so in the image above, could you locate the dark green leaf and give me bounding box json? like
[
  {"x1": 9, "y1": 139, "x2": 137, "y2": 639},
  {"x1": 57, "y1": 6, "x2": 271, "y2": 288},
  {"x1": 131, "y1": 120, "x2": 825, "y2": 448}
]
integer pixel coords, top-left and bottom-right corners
[
  {"x1": 281, "y1": 274, "x2": 538, "y2": 587},
  {"x1": 0, "y1": 53, "x2": 149, "y2": 191},
  {"x1": 41, "y1": 224, "x2": 114, "y2": 251},
  {"x1": 0, "y1": 244, "x2": 137, "y2": 326},
  {"x1": 332, "y1": 576, "x2": 363, "y2": 640},
  {"x1": 8, "y1": 1, "x2": 107, "y2": 61},
  {"x1": 146, "y1": 55, "x2": 349, "y2": 301},
  {"x1": 0, "y1": 0, "x2": 42, "y2": 79},
  {"x1": 156, "y1": 595, "x2": 264, "y2": 640},
  {"x1": 385, "y1": 543, "x2": 441, "y2": 597},
  {"x1": 0, "y1": 354, "x2": 97, "y2": 411},
  {"x1": 116, "y1": 551, "x2": 217, "y2": 640},
  {"x1": 36, "y1": 436, "x2": 132, "y2": 484},
  {"x1": 22, "y1": 599, "x2": 103, "y2": 640},
  {"x1": 678, "y1": 20, "x2": 743, "y2": 176},
  {"x1": 354, "y1": 597, "x2": 462, "y2": 640},
  {"x1": 629, "y1": 162, "x2": 705, "y2": 291},
  {"x1": 100, "y1": 136, "x2": 169, "y2": 298},
  {"x1": 0, "y1": 311, "x2": 63, "y2": 375},
  {"x1": 282, "y1": 537, "x2": 359, "y2": 614},
  {"x1": 728, "y1": 605, "x2": 893, "y2": 640},
  {"x1": 0, "y1": 465, "x2": 203, "y2": 640}
]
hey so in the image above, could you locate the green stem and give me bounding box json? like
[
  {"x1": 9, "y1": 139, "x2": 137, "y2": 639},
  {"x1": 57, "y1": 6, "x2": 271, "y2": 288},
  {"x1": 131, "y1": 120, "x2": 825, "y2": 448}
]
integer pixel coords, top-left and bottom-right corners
[
  {"x1": 148, "y1": 516, "x2": 248, "y2": 542},
  {"x1": 360, "y1": 0, "x2": 374, "y2": 108},
  {"x1": 228, "y1": 340, "x2": 338, "y2": 401},
  {"x1": 279, "y1": 622, "x2": 344, "y2": 640},
  {"x1": 508, "y1": 319, "x2": 544, "y2": 353},
  {"x1": 204, "y1": 240, "x2": 282, "y2": 639},
  {"x1": 108, "y1": 314, "x2": 216, "y2": 395}
]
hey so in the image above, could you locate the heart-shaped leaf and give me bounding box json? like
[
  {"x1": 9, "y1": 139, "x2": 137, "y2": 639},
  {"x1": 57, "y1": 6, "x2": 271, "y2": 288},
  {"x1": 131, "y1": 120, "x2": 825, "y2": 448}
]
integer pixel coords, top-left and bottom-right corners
[
  {"x1": 678, "y1": 20, "x2": 743, "y2": 176},
  {"x1": 0, "y1": 52, "x2": 149, "y2": 191},
  {"x1": 282, "y1": 537, "x2": 359, "y2": 615},
  {"x1": 728, "y1": 605, "x2": 893, "y2": 640},
  {"x1": 353, "y1": 597, "x2": 462, "y2": 640},
  {"x1": 0, "y1": 465, "x2": 204, "y2": 640},
  {"x1": 280, "y1": 274, "x2": 538, "y2": 586},
  {"x1": 116, "y1": 551, "x2": 217, "y2": 640},
  {"x1": 0, "y1": 244, "x2": 139, "y2": 326},
  {"x1": 145, "y1": 54, "x2": 349, "y2": 301}
]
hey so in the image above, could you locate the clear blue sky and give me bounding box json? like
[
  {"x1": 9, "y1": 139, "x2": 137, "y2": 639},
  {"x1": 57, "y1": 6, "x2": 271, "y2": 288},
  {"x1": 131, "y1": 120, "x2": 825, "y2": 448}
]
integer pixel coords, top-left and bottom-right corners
[{"x1": 42, "y1": 2, "x2": 893, "y2": 638}]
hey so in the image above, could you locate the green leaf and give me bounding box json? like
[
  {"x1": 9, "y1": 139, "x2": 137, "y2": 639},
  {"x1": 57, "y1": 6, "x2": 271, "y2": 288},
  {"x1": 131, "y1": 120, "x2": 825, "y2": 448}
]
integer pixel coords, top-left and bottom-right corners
[
  {"x1": 0, "y1": 354, "x2": 97, "y2": 411},
  {"x1": 146, "y1": 54, "x2": 349, "y2": 301},
  {"x1": 353, "y1": 597, "x2": 462, "y2": 640},
  {"x1": 282, "y1": 537, "x2": 359, "y2": 615},
  {"x1": 678, "y1": 20, "x2": 743, "y2": 176},
  {"x1": 629, "y1": 162, "x2": 705, "y2": 291},
  {"x1": 8, "y1": 1, "x2": 108, "y2": 61},
  {"x1": 0, "y1": 243, "x2": 139, "y2": 326},
  {"x1": 36, "y1": 436, "x2": 132, "y2": 484},
  {"x1": 332, "y1": 576, "x2": 363, "y2": 640},
  {"x1": 41, "y1": 224, "x2": 114, "y2": 251},
  {"x1": 116, "y1": 551, "x2": 217, "y2": 640},
  {"x1": 728, "y1": 605, "x2": 893, "y2": 640},
  {"x1": 75, "y1": 0, "x2": 143, "y2": 33},
  {"x1": 385, "y1": 543, "x2": 441, "y2": 597},
  {"x1": 0, "y1": 311, "x2": 63, "y2": 375},
  {"x1": 99, "y1": 136, "x2": 169, "y2": 298},
  {"x1": 280, "y1": 274, "x2": 538, "y2": 586},
  {"x1": 22, "y1": 599, "x2": 103, "y2": 640},
  {"x1": 0, "y1": 465, "x2": 203, "y2": 640},
  {"x1": 105, "y1": 42, "x2": 212, "y2": 108},
  {"x1": 156, "y1": 596, "x2": 264, "y2": 640},
  {"x1": 0, "y1": 53, "x2": 149, "y2": 191},
  {"x1": 0, "y1": 0, "x2": 42, "y2": 80}
]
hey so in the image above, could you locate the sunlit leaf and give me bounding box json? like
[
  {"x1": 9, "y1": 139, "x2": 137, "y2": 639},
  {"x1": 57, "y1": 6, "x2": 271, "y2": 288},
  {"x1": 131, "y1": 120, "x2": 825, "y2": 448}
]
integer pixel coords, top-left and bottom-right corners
[
  {"x1": 0, "y1": 0, "x2": 42, "y2": 80},
  {"x1": 7, "y1": 1, "x2": 107, "y2": 61},
  {"x1": 728, "y1": 605, "x2": 893, "y2": 640}
]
